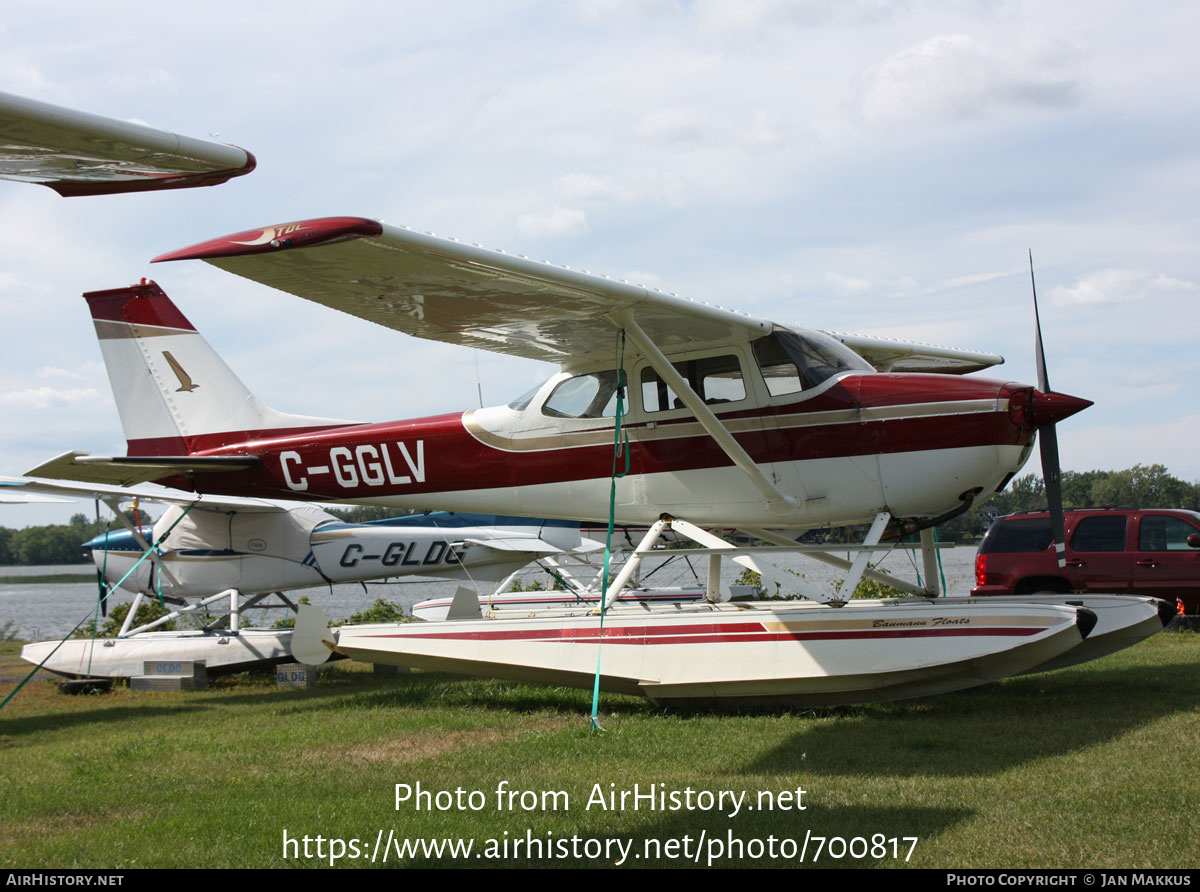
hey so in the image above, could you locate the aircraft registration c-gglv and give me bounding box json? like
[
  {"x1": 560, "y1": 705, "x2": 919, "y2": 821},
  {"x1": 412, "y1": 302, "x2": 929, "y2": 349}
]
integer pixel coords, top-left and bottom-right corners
[
  {"x1": 29, "y1": 216, "x2": 1090, "y2": 536},
  {"x1": 279, "y1": 441, "x2": 426, "y2": 491}
]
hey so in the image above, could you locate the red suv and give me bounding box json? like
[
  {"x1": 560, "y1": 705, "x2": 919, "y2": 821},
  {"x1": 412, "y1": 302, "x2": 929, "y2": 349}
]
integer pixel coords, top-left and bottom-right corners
[{"x1": 972, "y1": 507, "x2": 1200, "y2": 613}]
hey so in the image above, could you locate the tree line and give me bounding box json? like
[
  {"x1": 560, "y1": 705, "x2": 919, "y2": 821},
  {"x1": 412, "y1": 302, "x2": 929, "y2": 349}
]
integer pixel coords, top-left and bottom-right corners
[{"x1": 0, "y1": 511, "x2": 151, "y2": 566}]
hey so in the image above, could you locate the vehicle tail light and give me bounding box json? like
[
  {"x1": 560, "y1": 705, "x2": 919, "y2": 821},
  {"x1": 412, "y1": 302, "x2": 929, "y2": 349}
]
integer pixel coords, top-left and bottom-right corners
[{"x1": 975, "y1": 553, "x2": 987, "y2": 587}]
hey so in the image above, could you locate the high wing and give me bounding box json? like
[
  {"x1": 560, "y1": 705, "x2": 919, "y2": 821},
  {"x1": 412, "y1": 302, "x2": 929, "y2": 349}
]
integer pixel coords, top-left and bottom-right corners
[
  {"x1": 153, "y1": 216, "x2": 772, "y2": 367},
  {"x1": 823, "y1": 332, "x2": 1004, "y2": 375},
  {"x1": 0, "y1": 91, "x2": 255, "y2": 196}
]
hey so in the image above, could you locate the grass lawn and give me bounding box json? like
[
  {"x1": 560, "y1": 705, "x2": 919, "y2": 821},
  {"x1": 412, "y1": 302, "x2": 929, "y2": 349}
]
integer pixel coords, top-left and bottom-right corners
[{"x1": 1, "y1": 632, "x2": 1196, "y2": 869}]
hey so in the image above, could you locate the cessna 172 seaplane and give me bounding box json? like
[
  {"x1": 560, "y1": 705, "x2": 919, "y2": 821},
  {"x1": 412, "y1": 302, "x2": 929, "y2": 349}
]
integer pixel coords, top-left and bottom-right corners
[{"x1": 25, "y1": 217, "x2": 1169, "y2": 706}]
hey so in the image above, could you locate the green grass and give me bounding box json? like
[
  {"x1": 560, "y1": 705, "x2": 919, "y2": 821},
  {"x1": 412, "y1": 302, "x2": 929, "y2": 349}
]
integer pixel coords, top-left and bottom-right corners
[{"x1": 0, "y1": 633, "x2": 1197, "y2": 869}]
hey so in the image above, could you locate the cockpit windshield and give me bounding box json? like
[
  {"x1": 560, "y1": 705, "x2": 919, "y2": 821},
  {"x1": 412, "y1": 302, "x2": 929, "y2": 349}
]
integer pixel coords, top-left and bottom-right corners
[
  {"x1": 541, "y1": 370, "x2": 623, "y2": 418},
  {"x1": 506, "y1": 383, "x2": 543, "y2": 412},
  {"x1": 753, "y1": 329, "x2": 872, "y2": 396}
]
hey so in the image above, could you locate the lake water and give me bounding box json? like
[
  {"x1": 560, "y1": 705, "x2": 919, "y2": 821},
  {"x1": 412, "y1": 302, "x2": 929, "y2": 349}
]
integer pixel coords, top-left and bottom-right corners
[{"x1": 0, "y1": 545, "x2": 980, "y2": 641}]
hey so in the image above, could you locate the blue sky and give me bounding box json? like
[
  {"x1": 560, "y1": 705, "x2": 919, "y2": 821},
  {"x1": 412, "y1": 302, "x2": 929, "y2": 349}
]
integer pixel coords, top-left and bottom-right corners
[{"x1": 2, "y1": 0, "x2": 1198, "y2": 527}]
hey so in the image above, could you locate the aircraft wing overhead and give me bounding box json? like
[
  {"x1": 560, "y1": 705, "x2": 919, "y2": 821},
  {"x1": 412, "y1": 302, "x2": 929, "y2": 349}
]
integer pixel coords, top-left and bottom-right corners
[
  {"x1": 0, "y1": 91, "x2": 255, "y2": 196},
  {"x1": 822, "y1": 332, "x2": 1004, "y2": 375},
  {"x1": 153, "y1": 217, "x2": 771, "y2": 366}
]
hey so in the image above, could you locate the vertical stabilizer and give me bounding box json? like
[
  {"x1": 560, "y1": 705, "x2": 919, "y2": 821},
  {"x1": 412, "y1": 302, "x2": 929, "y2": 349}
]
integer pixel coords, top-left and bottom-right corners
[{"x1": 85, "y1": 280, "x2": 354, "y2": 456}]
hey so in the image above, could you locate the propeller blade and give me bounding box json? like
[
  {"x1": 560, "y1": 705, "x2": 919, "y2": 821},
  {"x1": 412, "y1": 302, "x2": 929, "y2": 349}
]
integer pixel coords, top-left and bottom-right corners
[
  {"x1": 1030, "y1": 249, "x2": 1050, "y2": 394},
  {"x1": 1030, "y1": 250, "x2": 1067, "y2": 567},
  {"x1": 1039, "y1": 422, "x2": 1067, "y2": 566}
]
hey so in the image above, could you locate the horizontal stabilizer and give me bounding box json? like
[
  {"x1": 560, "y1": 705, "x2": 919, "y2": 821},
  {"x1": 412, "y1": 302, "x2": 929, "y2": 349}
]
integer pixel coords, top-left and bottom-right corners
[
  {"x1": 463, "y1": 536, "x2": 566, "y2": 554},
  {"x1": 25, "y1": 451, "x2": 260, "y2": 488}
]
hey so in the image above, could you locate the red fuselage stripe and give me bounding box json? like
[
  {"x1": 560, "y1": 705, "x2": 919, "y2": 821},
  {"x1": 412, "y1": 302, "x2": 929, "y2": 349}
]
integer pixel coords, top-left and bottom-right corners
[{"x1": 362, "y1": 624, "x2": 1043, "y2": 644}]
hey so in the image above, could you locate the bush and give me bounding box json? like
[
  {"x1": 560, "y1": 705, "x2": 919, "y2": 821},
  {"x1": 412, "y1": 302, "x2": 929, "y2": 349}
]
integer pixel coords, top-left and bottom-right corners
[
  {"x1": 73, "y1": 600, "x2": 176, "y2": 639},
  {"x1": 344, "y1": 598, "x2": 407, "y2": 624}
]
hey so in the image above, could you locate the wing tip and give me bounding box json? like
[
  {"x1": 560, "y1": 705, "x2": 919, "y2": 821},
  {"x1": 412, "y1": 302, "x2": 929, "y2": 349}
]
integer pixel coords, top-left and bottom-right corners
[
  {"x1": 152, "y1": 215, "x2": 382, "y2": 263},
  {"x1": 47, "y1": 148, "x2": 256, "y2": 198}
]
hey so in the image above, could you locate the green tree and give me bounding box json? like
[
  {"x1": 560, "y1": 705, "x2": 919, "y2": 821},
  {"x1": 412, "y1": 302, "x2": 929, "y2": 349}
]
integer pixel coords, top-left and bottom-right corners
[
  {"x1": 74, "y1": 600, "x2": 176, "y2": 639},
  {"x1": 1092, "y1": 464, "x2": 1196, "y2": 509},
  {"x1": 10, "y1": 524, "x2": 90, "y2": 565}
]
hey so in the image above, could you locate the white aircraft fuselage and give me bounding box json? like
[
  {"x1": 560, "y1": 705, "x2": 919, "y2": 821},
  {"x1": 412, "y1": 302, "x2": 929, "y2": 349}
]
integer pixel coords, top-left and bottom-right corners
[{"x1": 69, "y1": 280, "x2": 1089, "y2": 530}]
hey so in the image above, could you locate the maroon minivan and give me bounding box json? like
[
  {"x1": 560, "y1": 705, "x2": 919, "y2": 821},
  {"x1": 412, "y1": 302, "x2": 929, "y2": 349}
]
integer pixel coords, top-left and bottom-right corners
[{"x1": 972, "y1": 507, "x2": 1200, "y2": 613}]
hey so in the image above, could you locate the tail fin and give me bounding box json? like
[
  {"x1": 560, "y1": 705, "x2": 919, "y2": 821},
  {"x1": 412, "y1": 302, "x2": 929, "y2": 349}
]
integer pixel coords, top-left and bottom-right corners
[{"x1": 86, "y1": 280, "x2": 354, "y2": 456}]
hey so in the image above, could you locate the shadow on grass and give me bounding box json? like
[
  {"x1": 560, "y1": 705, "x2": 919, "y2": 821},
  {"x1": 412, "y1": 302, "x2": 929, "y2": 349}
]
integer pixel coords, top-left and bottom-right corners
[
  {"x1": 742, "y1": 655, "x2": 1200, "y2": 778},
  {"x1": 0, "y1": 702, "x2": 208, "y2": 737},
  {"x1": 270, "y1": 670, "x2": 653, "y2": 717}
]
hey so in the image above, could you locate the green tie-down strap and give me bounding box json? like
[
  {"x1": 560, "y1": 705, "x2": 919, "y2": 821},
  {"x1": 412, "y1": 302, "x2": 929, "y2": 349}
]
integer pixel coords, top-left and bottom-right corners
[{"x1": 592, "y1": 334, "x2": 629, "y2": 732}]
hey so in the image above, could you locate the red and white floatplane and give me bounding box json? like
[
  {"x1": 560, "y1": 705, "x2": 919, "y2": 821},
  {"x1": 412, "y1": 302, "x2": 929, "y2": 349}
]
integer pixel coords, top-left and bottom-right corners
[{"x1": 28, "y1": 219, "x2": 1168, "y2": 706}]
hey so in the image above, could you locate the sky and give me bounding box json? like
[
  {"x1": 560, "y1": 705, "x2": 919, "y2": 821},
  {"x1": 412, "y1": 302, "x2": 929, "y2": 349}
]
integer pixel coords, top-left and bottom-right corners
[{"x1": 2, "y1": 0, "x2": 1198, "y2": 527}]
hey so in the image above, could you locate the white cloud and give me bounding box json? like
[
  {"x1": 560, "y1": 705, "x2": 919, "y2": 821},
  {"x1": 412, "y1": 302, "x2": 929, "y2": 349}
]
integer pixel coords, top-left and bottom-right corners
[
  {"x1": 826, "y1": 272, "x2": 872, "y2": 294},
  {"x1": 516, "y1": 207, "x2": 588, "y2": 238},
  {"x1": 857, "y1": 33, "x2": 1084, "y2": 125},
  {"x1": 943, "y1": 269, "x2": 1019, "y2": 289},
  {"x1": 691, "y1": 0, "x2": 898, "y2": 32},
  {"x1": 635, "y1": 107, "x2": 712, "y2": 145},
  {"x1": 624, "y1": 270, "x2": 667, "y2": 290},
  {"x1": 32, "y1": 363, "x2": 104, "y2": 382},
  {"x1": 0, "y1": 386, "x2": 106, "y2": 409},
  {"x1": 554, "y1": 170, "x2": 688, "y2": 207},
  {"x1": 1050, "y1": 269, "x2": 1198, "y2": 307},
  {"x1": 574, "y1": 0, "x2": 684, "y2": 24},
  {"x1": 104, "y1": 69, "x2": 174, "y2": 94},
  {"x1": 556, "y1": 173, "x2": 618, "y2": 203}
]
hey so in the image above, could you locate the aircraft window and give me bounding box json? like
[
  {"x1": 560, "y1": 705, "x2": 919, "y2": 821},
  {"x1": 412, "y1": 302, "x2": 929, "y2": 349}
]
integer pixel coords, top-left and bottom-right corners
[
  {"x1": 507, "y1": 383, "x2": 543, "y2": 412},
  {"x1": 542, "y1": 370, "x2": 622, "y2": 419},
  {"x1": 1139, "y1": 515, "x2": 1199, "y2": 551},
  {"x1": 753, "y1": 330, "x2": 871, "y2": 396},
  {"x1": 641, "y1": 354, "x2": 745, "y2": 413}
]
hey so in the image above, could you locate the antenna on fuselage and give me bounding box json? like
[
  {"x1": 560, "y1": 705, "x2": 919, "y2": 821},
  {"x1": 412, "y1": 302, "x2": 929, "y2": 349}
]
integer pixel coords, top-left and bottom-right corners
[{"x1": 474, "y1": 349, "x2": 484, "y2": 409}]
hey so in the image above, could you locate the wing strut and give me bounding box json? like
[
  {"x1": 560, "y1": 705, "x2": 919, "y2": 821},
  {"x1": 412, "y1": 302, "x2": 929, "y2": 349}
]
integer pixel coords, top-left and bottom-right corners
[{"x1": 614, "y1": 313, "x2": 797, "y2": 516}]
